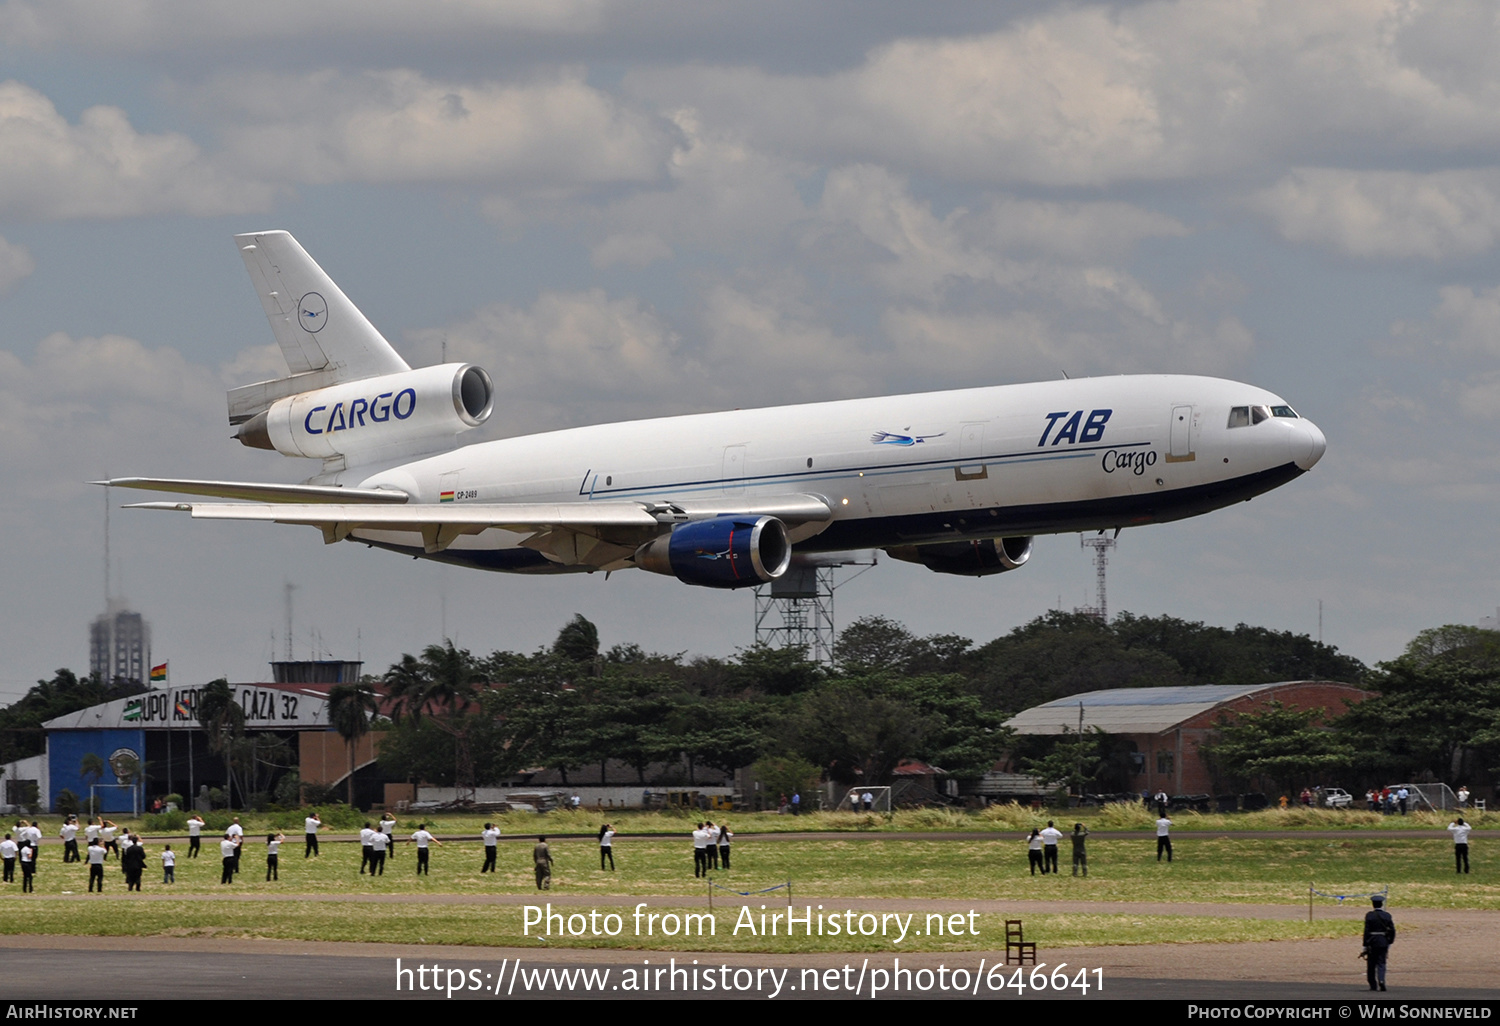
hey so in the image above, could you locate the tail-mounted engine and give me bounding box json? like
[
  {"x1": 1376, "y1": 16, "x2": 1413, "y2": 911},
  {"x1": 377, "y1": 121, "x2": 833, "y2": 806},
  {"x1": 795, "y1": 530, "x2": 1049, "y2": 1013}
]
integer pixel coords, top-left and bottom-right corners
[
  {"x1": 635, "y1": 516, "x2": 792, "y2": 589},
  {"x1": 885, "y1": 536, "x2": 1032, "y2": 577},
  {"x1": 235, "y1": 363, "x2": 493, "y2": 462}
]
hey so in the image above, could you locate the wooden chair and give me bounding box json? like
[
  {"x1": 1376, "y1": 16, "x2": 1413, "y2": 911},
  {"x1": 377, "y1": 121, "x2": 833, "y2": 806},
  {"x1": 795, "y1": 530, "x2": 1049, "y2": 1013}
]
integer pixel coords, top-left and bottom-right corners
[{"x1": 1005, "y1": 919, "x2": 1037, "y2": 965}]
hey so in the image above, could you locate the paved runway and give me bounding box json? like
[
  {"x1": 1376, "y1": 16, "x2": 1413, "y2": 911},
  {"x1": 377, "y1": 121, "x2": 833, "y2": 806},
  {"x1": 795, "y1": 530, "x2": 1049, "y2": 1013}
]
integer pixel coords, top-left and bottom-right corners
[{"x1": 1, "y1": 939, "x2": 1494, "y2": 1002}]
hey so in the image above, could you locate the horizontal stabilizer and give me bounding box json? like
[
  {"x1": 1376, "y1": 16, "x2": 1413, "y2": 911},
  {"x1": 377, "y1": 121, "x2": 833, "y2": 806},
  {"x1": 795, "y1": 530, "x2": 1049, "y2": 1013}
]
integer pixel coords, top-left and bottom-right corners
[{"x1": 100, "y1": 477, "x2": 410, "y2": 504}]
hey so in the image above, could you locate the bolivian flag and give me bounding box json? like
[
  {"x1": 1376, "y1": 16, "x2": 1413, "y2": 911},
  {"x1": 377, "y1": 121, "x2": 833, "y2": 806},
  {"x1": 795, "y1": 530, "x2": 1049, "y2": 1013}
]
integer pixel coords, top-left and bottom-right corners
[
  {"x1": 440, "y1": 491, "x2": 455, "y2": 502},
  {"x1": 150, "y1": 662, "x2": 168, "y2": 682}
]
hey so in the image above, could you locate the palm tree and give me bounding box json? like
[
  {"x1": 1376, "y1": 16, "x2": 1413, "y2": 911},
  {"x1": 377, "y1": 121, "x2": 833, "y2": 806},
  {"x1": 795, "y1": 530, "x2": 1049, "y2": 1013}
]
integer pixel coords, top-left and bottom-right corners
[
  {"x1": 196, "y1": 679, "x2": 245, "y2": 808},
  {"x1": 383, "y1": 642, "x2": 487, "y2": 801},
  {"x1": 326, "y1": 681, "x2": 379, "y2": 807}
]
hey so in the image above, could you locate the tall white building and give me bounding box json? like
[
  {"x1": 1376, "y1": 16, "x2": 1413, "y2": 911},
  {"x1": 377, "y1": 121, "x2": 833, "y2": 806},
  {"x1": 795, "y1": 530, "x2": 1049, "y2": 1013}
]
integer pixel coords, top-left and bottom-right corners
[{"x1": 89, "y1": 601, "x2": 151, "y2": 684}]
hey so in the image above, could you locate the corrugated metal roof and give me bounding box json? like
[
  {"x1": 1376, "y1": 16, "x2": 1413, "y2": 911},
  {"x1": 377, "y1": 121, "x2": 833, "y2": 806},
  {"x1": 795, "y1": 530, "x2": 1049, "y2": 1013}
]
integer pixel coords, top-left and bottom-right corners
[{"x1": 1004, "y1": 684, "x2": 1280, "y2": 735}]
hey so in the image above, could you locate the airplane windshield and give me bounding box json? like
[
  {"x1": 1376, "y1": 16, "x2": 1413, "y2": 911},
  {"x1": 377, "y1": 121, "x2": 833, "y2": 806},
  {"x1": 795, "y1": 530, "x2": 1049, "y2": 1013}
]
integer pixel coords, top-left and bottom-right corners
[{"x1": 1229, "y1": 404, "x2": 1296, "y2": 428}]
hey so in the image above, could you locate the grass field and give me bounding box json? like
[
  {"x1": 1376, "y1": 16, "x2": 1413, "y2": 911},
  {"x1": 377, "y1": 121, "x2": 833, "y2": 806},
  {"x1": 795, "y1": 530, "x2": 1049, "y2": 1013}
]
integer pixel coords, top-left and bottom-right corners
[
  {"x1": 0, "y1": 828, "x2": 1487, "y2": 951},
  {"x1": 36, "y1": 801, "x2": 1490, "y2": 839}
]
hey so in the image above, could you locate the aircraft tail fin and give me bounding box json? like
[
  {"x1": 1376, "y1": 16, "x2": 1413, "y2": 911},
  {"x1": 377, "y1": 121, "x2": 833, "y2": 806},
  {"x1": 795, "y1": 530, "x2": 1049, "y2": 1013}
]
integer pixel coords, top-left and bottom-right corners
[{"x1": 228, "y1": 231, "x2": 410, "y2": 423}]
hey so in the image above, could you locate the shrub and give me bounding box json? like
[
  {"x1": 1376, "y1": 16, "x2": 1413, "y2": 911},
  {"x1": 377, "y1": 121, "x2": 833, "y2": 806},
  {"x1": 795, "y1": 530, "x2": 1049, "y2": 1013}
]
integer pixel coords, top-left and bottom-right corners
[
  {"x1": 54, "y1": 789, "x2": 80, "y2": 817},
  {"x1": 143, "y1": 810, "x2": 187, "y2": 831}
]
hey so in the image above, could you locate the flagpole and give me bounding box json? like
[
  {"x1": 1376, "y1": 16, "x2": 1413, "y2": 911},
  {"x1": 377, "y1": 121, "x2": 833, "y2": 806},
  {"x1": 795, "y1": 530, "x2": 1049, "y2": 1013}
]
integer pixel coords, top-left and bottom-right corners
[{"x1": 166, "y1": 684, "x2": 172, "y2": 804}]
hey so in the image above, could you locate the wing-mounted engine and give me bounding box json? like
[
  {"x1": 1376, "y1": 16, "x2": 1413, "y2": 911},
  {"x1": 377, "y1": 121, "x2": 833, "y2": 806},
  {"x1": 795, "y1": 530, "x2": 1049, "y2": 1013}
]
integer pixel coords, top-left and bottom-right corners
[
  {"x1": 634, "y1": 516, "x2": 792, "y2": 589},
  {"x1": 234, "y1": 363, "x2": 494, "y2": 463},
  {"x1": 885, "y1": 536, "x2": 1032, "y2": 577}
]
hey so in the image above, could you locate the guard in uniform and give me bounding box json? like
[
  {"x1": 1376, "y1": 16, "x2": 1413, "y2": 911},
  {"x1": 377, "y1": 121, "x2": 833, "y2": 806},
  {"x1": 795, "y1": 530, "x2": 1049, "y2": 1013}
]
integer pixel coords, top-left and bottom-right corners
[{"x1": 1363, "y1": 895, "x2": 1395, "y2": 991}]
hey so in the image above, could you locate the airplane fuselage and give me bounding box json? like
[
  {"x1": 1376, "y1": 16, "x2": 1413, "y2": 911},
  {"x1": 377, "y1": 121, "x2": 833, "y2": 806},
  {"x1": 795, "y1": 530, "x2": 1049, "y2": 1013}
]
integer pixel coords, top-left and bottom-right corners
[{"x1": 342, "y1": 373, "x2": 1325, "y2": 573}]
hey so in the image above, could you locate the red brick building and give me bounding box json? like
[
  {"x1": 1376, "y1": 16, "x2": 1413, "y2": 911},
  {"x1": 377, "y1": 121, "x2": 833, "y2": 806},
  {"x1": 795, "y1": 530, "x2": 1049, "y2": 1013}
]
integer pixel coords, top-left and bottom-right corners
[{"x1": 1004, "y1": 681, "x2": 1372, "y2": 795}]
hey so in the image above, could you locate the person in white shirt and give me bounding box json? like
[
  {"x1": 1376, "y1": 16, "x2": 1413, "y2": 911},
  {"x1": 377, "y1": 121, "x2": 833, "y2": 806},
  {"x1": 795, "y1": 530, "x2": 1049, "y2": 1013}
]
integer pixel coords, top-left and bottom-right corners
[
  {"x1": 99, "y1": 820, "x2": 119, "y2": 858},
  {"x1": 692, "y1": 824, "x2": 709, "y2": 878},
  {"x1": 186, "y1": 814, "x2": 204, "y2": 858},
  {"x1": 704, "y1": 821, "x2": 720, "y2": 871},
  {"x1": 598, "y1": 824, "x2": 615, "y2": 871},
  {"x1": 367, "y1": 828, "x2": 388, "y2": 875},
  {"x1": 266, "y1": 832, "x2": 285, "y2": 881},
  {"x1": 481, "y1": 823, "x2": 501, "y2": 873},
  {"x1": 862, "y1": 791, "x2": 874, "y2": 812},
  {"x1": 86, "y1": 837, "x2": 106, "y2": 892},
  {"x1": 1156, "y1": 816, "x2": 1173, "y2": 862},
  {"x1": 379, "y1": 813, "x2": 397, "y2": 861},
  {"x1": 0, "y1": 834, "x2": 16, "y2": 883},
  {"x1": 160, "y1": 845, "x2": 176, "y2": 885},
  {"x1": 359, "y1": 823, "x2": 376, "y2": 874},
  {"x1": 19, "y1": 841, "x2": 35, "y2": 892},
  {"x1": 219, "y1": 834, "x2": 240, "y2": 884},
  {"x1": 410, "y1": 824, "x2": 442, "y2": 875},
  {"x1": 1039, "y1": 821, "x2": 1063, "y2": 874},
  {"x1": 84, "y1": 819, "x2": 101, "y2": 848},
  {"x1": 227, "y1": 818, "x2": 245, "y2": 875},
  {"x1": 1448, "y1": 818, "x2": 1472, "y2": 874},
  {"x1": 1025, "y1": 828, "x2": 1044, "y2": 875},
  {"x1": 304, "y1": 813, "x2": 323, "y2": 857},
  {"x1": 60, "y1": 818, "x2": 80, "y2": 863}
]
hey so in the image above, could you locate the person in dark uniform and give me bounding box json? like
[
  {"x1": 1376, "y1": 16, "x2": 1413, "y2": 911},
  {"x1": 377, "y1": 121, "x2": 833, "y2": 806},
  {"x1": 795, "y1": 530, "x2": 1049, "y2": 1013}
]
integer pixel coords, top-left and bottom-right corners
[
  {"x1": 1363, "y1": 895, "x2": 1395, "y2": 991},
  {"x1": 121, "y1": 835, "x2": 147, "y2": 891},
  {"x1": 1071, "y1": 823, "x2": 1089, "y2": 877}
]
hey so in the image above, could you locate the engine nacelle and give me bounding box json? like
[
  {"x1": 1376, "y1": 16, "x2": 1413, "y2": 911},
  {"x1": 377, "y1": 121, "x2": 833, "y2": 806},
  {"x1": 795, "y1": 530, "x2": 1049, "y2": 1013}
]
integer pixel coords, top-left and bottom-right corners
[
  {"x1": 635, "y1": 516, "x2": 792, "y2": 589},
  {"x1": 236, "y1": 363, "x2": 493, "y2": 461},
  {"x1": 885, "y1": 536, "x2": 1033, "y2": 577}
]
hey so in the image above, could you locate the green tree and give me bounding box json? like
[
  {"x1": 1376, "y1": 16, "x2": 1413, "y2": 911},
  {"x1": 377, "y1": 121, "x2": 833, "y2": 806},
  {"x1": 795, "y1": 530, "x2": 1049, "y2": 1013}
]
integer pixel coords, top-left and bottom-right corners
[
  {"x1": 326, "y1": 681, "x2": 379, "y2": 807},
  {"x1": 196, "y1": 679, "x2": 246, "y2": 808},
  {"x1": 836, "y1": 616, "x2": 971, "y2": 676},
  {"x1": 1202, "y1": 701, "x2": 1356, "y2": 793},
  {"x1": 384, "y1": 642, "x2": 489, "y2": 800},
  {"x1": 1340, "y1": 653, "x2": 1500, "y2": 782},
  {"x1": 553, "y1": 614, "x2": 601, "y2": 666},
  {"x1": 1020, "y1": 727, "x2": 1107, "y2": 796}
]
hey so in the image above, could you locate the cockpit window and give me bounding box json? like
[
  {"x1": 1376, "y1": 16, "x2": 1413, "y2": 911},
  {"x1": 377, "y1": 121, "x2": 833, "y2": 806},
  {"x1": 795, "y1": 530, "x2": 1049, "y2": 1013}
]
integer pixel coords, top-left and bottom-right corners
[
  {"x1": 1271, "y1": 405, "x2": 1298, "y2": 418},
  {"x1": 1251, "y1": 405, "x2": 1270, "y2": 424},
  {"x1": 1227, "y1": 406, "x2": 1250, "y2": 428}
]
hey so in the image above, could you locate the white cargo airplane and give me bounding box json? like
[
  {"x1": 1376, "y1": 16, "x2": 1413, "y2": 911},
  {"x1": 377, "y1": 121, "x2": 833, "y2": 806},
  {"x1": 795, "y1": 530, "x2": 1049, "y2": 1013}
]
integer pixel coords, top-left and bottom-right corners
[{"x1": 108, "y1": 231, "x2": 1326, "y2": 588}]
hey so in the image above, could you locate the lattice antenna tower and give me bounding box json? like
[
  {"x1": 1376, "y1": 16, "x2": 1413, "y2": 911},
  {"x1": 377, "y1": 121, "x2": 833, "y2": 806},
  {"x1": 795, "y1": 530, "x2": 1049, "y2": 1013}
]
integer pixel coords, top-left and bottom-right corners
[
  {"x1": 753, "y1": 559, "x2": 877, "y2": 665},
  {"x1": 1076, "y1": 533, "x2": 1117, "y2": 621}
]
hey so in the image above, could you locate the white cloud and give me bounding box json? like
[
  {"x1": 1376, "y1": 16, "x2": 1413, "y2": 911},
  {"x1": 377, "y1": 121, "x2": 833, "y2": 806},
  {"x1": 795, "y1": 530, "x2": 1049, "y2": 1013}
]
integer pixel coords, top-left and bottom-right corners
[
  {"x1": 590, "y1": 232, "x2": 673, "y2": 270},
  {"x1": 1254, "y1": 168, "x2": 1500, "y2": 260},
  {"x1": 0, "y1": 0, "x2": 607, "y2": 51},
  {"x1": 880, "y1": 305, "x2": 1253, "y2": 385},
  {"x1": 0, "y1": 233, "x2": 34, "y2": 293},
  {"x1": 210, "y1": 70, "x2": 670, "y2": 190},
  {"x1": 0, "y1": 80, "x2": 272, "y2": 219},
  {"x1": 586, "y1": 109, "x2": 812, "y2": 260},
  {"x1": 629, "y1": 0, "x2": 1500, "y2": 186},
  {"x1": 409, "y1": 290, "x2": 701, "y2": 434},
  {"x1": 812, "y1": 165, "x2": 1187, "y2": 300},
  {"x1": 1402, "y1": 283, "x2": 1500, "y2": 358},
  {"x1": 0, "y1": 332, "x2": 240, "y2": 498}
]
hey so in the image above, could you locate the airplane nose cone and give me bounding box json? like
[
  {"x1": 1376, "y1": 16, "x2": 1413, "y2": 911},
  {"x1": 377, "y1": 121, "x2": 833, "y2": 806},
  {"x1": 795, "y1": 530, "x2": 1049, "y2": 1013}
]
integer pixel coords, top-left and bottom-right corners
[{"x1": 1290, "y1": 419, "x2": 1326, "y2": 471}]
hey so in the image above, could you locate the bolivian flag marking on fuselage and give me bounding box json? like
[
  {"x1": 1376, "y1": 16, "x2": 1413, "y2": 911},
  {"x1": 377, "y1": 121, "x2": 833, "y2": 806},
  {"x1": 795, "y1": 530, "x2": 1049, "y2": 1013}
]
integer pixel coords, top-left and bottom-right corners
[{"x1": 440, "y1": 491, "x2": 455, "y2": 503}]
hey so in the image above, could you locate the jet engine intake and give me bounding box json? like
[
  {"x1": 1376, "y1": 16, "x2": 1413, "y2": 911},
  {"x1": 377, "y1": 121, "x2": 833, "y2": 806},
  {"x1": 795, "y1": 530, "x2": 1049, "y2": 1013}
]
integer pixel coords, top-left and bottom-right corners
[
  {"x1": 635, "y1": 515, "x2": 791, "y2": 589},
  {"x1": 236, "y1": 363, "x2": 493, "y2": 461},
  {"x1": 884, "y1": 536, "x2": 1032, "y2": 577}
]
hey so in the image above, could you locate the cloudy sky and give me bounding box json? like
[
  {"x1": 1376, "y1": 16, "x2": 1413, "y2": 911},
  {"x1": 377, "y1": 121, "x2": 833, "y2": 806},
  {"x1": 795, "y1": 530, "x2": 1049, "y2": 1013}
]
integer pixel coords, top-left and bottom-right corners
[{"x1": 3, "y1": 0, "x2": 1497, "y2": 699}]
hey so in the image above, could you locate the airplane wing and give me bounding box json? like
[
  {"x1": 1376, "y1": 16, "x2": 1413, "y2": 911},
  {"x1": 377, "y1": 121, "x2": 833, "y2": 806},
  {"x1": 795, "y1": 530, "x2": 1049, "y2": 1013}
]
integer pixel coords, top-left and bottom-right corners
[
  {"x1": 101, "y1": 477, "x2": 410, "y2": 504},
  {"x1": 122, "y1": 493, "x2": 834, "y2": 564}
]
